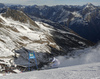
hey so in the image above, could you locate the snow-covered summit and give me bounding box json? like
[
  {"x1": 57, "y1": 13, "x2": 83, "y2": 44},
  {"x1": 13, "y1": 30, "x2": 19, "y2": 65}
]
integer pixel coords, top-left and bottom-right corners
[
  {"x1": 84, "y1": 3, "x2": 95, "y2": 8},
  {"x1": 82, "y1": 3, "x2": 96, "y2": 11}
]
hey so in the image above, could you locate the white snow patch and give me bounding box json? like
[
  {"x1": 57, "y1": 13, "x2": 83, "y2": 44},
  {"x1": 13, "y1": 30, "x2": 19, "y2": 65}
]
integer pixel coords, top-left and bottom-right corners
[{"x1": 72, "y1": 11, "x2": 82, "y2": 18}]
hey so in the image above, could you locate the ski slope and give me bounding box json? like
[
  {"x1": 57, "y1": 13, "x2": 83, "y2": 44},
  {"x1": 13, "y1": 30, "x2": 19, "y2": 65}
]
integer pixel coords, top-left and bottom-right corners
[{"x1": 0, "y1": 62, "x2": 100, "y2": 79}]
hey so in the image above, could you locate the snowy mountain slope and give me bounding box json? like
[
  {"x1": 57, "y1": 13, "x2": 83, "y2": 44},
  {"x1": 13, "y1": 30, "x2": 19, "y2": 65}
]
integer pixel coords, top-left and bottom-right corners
[
  {"x1": 0, "y1": 40, "x2": 99, "y2": 78},
  {"x1": 0, "y1": 62, "x2": 100, "y2": 79},
  {"x1": 0, "y1": 9, "x2": 59, "y2": 67},
  {"x1": 0, "y1": 8, "x2": 93, "y2": 69},
  {"x1": 0, "y1": 9, "x2": 60, "y2": 53},
  {"x1": 8, "y1": 3, "x2": 100, "y2": 43}
]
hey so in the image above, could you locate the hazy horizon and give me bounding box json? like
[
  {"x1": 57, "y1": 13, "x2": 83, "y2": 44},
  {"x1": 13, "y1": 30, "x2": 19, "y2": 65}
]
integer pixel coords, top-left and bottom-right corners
[{"x1": 0, "y1": 0, "x2": 100, "y2": 6}]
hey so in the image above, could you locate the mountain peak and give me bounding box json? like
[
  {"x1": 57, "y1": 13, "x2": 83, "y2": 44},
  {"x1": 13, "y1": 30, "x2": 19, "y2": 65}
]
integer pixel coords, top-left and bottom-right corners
[
  {"x1": 82, "y1": 3, "x2": 95, "y2": 10},
  {"x1": 87, "y1": 3, "x2": 93, "y2": 5},
  {"x1": 84, "y1": 3, "x2": 95, "y2": 8}
]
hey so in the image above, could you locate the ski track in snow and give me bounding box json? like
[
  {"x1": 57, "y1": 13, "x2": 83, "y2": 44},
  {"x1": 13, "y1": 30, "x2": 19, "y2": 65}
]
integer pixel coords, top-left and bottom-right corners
[{"x1": 0, "y1": 62, "x2": 100, "y2": 79}]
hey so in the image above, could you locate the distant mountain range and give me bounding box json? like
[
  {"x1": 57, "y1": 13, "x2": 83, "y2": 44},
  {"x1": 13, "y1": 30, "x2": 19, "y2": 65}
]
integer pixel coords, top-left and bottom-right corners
[{"x1": 2, "y1": 3, "x2": 100, "y2": 43}]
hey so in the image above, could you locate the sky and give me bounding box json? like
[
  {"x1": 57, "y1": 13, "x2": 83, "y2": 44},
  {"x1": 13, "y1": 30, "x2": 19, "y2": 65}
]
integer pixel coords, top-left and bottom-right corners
[{"x1": 0, "y1": 0, "x2": 100, "y2": 6}]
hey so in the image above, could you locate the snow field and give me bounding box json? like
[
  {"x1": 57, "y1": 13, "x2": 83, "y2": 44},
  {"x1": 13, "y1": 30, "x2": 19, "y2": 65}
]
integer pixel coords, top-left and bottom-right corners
[{"x1": 0, "y1": 62, "x2": 100, "y2": 79}]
